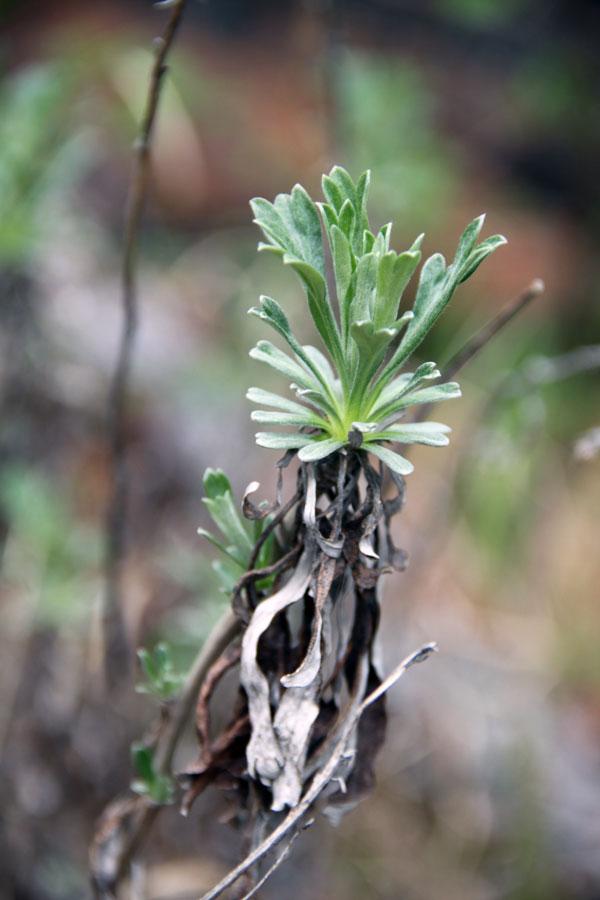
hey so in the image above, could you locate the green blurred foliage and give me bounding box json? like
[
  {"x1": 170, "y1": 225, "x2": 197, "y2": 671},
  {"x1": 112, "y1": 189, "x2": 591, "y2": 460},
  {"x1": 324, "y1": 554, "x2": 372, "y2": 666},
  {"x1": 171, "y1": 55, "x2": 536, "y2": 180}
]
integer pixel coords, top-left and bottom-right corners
[
  {"x1": 0, "y1": 62, "x2": 87, "y2": 264},
  {"x1": 0, "y1": 466, "x2": 100, "y2": 628},
  {"x1": 336, "y1": 54, "x2": 459, "y2": 229}
]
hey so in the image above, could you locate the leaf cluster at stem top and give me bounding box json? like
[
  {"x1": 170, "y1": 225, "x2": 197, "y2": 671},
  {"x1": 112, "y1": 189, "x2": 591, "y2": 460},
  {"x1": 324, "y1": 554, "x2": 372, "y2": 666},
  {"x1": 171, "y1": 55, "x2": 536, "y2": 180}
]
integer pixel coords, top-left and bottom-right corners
[{"x1": 247, "y1": 166, "x2": 506, "y2": 476}]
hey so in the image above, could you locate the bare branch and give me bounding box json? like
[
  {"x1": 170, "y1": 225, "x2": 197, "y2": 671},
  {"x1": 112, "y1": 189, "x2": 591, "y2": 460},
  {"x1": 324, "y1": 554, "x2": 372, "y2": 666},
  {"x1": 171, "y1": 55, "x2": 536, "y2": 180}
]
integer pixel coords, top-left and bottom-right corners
[
  {"x1": 103, "y1": 0, "x2": 188, "y2": 687},
  {"x1": 410, "y1": 279, "x2": 544, "y2": 427},
  {"x1": 237, "y1": 824, "x2": 311, "y2": 900}
]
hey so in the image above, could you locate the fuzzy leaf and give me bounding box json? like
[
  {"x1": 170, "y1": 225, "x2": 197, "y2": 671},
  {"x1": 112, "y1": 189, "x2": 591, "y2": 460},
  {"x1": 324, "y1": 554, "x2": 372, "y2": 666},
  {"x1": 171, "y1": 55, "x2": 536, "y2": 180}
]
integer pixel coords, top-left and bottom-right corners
[
  {"x1": 246, "y1": 387, "x2": 314, "y2": 416},
  {"x1": 330, "y1": 224, "x2": 354, "y2": 343},
  {"x1": 249, "y1": 340, "x2": 320, "y2": 392},
  {"x1": 255, "y1": 432, "x2": 315, "y2": 450},
  {"x1": 251, "y1": 410, "x2": 324, "y2": 427},
  {"x1": 369, "y1": 422, "x2": 451, "y2": 446},
  {"x1": 202, "y1": 468, "x2": 253, "y2": 557},
  {"x1": 458, "y1": 234, "x2": 507, "y2": 283},
  {"x1": 373, "y1": 247, "x2": 422, "y2": 330},
  {"x1": 366, "y1": 443, "x2": 414, "y2": 475},
  {"x1": 322, "y1": 175, "x2": 344, "y2": 212},
  {"x1": 338, "y1": 198, "x2": 355, "y2": 239},
  {"x1": 297, "y1": 438, "x2": 345, "y2": 461},
  {"x1": 394, "y1": 382, "x2": 461, "y2": 408}
]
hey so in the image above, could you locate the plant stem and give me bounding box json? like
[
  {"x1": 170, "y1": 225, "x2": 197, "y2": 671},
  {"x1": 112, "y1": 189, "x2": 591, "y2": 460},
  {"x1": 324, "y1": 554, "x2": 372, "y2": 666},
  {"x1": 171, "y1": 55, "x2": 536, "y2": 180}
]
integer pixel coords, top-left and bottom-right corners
[{"x1": 104, "y1": 0, "x2": 188, "y2": 689}]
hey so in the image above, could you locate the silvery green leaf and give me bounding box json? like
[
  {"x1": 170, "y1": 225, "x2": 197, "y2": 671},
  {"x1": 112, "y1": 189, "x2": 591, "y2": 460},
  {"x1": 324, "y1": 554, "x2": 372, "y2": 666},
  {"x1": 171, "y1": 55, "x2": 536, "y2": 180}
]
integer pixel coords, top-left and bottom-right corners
[
  {"x1": 251, "y1": 410, "x2": 324, "y2": 427},
  {"x1": 249, "y1": 340, "x2": 320, "y2": 392},
  {"x1": 374, "y1": 217, "x2": 506, "y2": 393},
  {"x1": 282, "y1": 257, "x2": 344, "y2": 372},
  {"x1": 373, "y1": 247, "x2": 422, "y2": 330},
  {"x1": 352, "y1": 252, "x2": 378, "y2": 323},
  {"x1": 255, "y1": 432, "x2": 315, "y2": 450},
  {"x1": 366, "y1": 443, "x2": 414, "y2": 475},
  {"x1": 317, "y1": 201, "x2": 338, "y2": 231},
  {"x1": 303, "y1": 345, "x2": 336, "y2": 385},
  {"x1": 330, "y1": 224, "x2": 354, "y2": 344},
  {"x1": 349, "y1": 315, "x2": 413, "y2": 412},
  {"x1": 395, "y1": 382, "x2": 461, "y2": 407},
  {"x1": 457, "y1": 234, "x2": 507, "y2": 283},
  {"x1": 354, "y1": 169, "x2": 371, "y2": 252},
  {"x1": 250, "y1": 296, "x2": 336, "y2": 395},
  {"x1": 363, "y1": 230, "x2": 375, "y2": 253},
  {"x1": 338, "y1": 198, "x2": 355, "y2": 238},
  {"x1": 369, "y1": 422, "x2": 451, "y2": 446},
  {"x1": 369, "y1": 361, "x2": 440, "y2": 418},
  {"x1": 322, "y1": 174, "x2": 344, "y2": 212},
  {"x1": 290, "y1": 384, "x2": 341, "y2": 422},
  {"x1": 298, "y1": 438, "x2": 345, "y2": 461},
  {"x1": 350, "y1": 421, "x2": 378, "y2": 433},
  {"x1": 202, "y1": 469, "x2": 253, "y2": 557},
  {"x1": 196, "y1": 528, "x2": 247, "y2": 567},
  {"x1": 453, "y1": 213, "x2": 485, "y2": 269},
  {"x1": 246, "y1": 387, "x2": 314, "y2": 416}
]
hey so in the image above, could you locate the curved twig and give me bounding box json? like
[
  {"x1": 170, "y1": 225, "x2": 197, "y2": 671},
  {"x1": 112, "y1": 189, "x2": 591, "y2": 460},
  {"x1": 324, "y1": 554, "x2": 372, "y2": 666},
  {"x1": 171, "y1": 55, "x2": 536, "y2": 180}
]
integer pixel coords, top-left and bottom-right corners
[{"x1": 103, "y1": 0, "x2": 188, "y2": 687}]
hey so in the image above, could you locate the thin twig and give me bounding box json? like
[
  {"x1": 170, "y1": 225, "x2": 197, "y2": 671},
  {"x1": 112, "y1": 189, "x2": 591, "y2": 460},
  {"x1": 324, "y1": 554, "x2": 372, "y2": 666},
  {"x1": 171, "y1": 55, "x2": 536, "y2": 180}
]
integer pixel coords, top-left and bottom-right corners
[
  {"x1": 103, "y1": 0, "x2": 188, "y2": 687},
  {"x1": 410, "y1": 279, "x2": 544, "y2": 427},
  {"x1": 197, "y1": 642, "x2": 437, "y2": 900},
  {"x1": 237, "y1": 824, "x2": 311, "y2": 900},
  {"x1": 445, "y1": 278, "x2": 544, "y2": 380}
]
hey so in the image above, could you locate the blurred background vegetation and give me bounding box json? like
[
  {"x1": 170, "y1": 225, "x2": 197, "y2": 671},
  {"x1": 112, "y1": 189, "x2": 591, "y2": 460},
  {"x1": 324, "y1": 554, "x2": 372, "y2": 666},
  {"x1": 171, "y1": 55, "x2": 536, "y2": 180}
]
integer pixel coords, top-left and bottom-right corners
[{"x1": 0, "y1": 1, "x2": 599, "y2": 898}]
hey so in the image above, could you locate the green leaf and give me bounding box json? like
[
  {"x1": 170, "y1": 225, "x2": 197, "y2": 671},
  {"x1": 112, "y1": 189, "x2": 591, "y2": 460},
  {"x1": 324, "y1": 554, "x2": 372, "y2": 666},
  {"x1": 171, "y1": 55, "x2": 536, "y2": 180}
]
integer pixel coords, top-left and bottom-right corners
[
  {"x1": 453, "y1": 213, "x2": 485, "y2": 269},
  {"x1": 132, "y1": 743, "x2": 155, "y2": 782},
  {"x1": 369, "y1": 422, "x2": 451, "y2": 446},
  {"x1": 365, "y1": 443, "x2": 414, "y2": 475},
  {"x1": 249, "y1": 341, "x2": 320, "y2": 392},
  {"x1": 349, "y1": 313, "x2": 414, "y2": 416},
  {"x1": 290, "y1": 262, "x2": 344, "y2": 373},
  {"x1": 322, "y1": 174, "x2": 344, "y2": 212},
  {"x1": 317, "y1": 201, "x2": 338, "y2": 231},
  {"x1": 203, "y1": 468, "x2": 233, "y2": 501},
  {"x1": 202, "y1": 468, "x2": 253, "y2": 557},
  {"x1": 251, "y1": 410, "x2": 324, "y2": 427},
  {"x1": 458, "y1": 234, "x2": 507, "y2": 283},
  {"x1": 368, "y1": 362, "x2": 440, "y2": 420},
  {"x1": 363, "y1": 230, "x2": 375, "y2": 253},
  {"x1": 255, "y1": 433, "x2": 315, "y2": 450},
  {"x1": 290, "y1": 384, "x2": 342, "y2": 423},
  {"x1": 352, "y1": 252, "x2": 378, "y2": 323},
  {"x1": 250, "y1": 297, "x2": 342, "y2": 404},
  {"x1": 330, "y1": 224, "x2": 354, "y2": 347},
  {"x1": 137, "y1": 648, "x2": 159, "y2": 686},
  {"x1": 297, "y1": 438, "x2": 345, "y2": 461},
  {"x1": 394, "y1": 382, "x2": 461, "y2": 407},
  {"x1": 246, "y1": 387, "x2": 314, "y2": 416},
  {"x1": 197, "y1": 528, "x2": 247, "y2": 567},
  {"x1": 338, "y1": 198, "x2": 355, "y2": 238},
  {"x1": 372, "y1": 247, "x2": 422, "y2": 330}
]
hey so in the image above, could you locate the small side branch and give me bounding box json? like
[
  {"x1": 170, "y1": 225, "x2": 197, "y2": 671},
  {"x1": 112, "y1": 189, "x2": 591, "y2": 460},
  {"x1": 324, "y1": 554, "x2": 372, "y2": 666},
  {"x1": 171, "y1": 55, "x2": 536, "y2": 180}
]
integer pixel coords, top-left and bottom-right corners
[
  {"x1": 444, "y1": 278, "x2": 545, "y2": 381},
  {"x1": 410, "y1": 279, "x2": 544, "y2": 427},
  {"x1": 103, "y1": 0, "x2": 188, "y2": 686}
]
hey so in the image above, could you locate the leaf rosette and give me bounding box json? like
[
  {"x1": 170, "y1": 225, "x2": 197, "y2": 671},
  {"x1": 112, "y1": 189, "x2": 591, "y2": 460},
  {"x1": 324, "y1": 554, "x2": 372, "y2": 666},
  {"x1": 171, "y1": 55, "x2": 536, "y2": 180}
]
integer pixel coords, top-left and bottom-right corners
[{"x1": 248, "y1": 167, "x2": 506, "y2": 475}]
